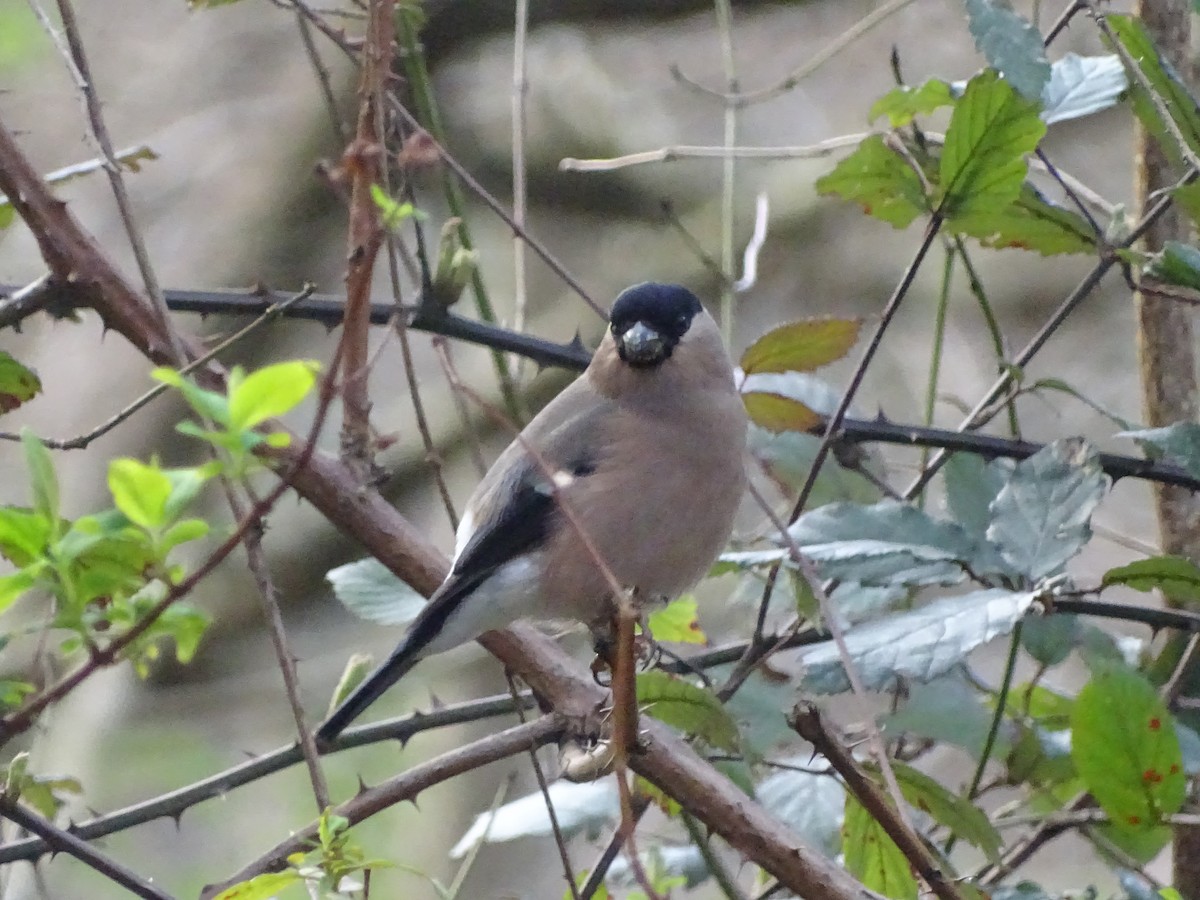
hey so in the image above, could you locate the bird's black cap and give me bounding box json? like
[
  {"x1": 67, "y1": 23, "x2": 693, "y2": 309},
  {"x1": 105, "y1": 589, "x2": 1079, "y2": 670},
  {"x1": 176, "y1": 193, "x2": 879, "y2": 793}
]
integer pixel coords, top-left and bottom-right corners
[{"x1": 609, "y1": 283, "x2": 703, "y2": 349}]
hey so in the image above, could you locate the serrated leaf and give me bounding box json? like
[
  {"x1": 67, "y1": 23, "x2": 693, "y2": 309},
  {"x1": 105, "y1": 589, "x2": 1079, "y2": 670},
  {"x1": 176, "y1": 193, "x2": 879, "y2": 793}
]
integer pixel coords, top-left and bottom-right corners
[
  {"x1": 789, "y1": 499, "x2": 1008, "y2": 580},
  {"x1": 326, "y1": 557, "x2": 426, "y2": 626},
  {"x1": 1041, "y1": 53, "x2": 1127, "y2": 124},
  {"x1": 740, "y1": 318, "x2": 862, "y2": 375},
  {"x1": 1144, "y1": 241, "x2": 1200, "y2": 292},
  {"x1": 0, "y1": 351, "x2": 40, "y2": 414},
  {"x1": 450, "y1": 779, "x2": 619, "y2": 858},
  {"x1": 646, "y1": 597, "x2": 705, "y2": 644},
  {"x1": 636, "y1": 670, "x2": 740, "y2": 751},
  {"x1": 757, "y1": 761, "x2": 844, "y2": 859},
  {"x1": 798, "y1": 539, "x2": 967, "y2": 588},
  {"x1": 885, "y1": 761, "x2": 1002, "y2": 862},
  {"x1": 108, "y1": 458, "x2": 172, "y2": 530},
  {"x1": 1103, "y1": 555, "x2": 1200, "y2": 604},
  {"x1": 1106, "y1": 15, "x2": 1200, "y2": 166},
  {"x1": 741, "y1": 391, "x2": 821, "y2": 433},
  {"x1": 800, "y1": 588, "x2": 1037, "y2": 694},
  {"x1": 227, "y1": 360, "x2": 319, "y2": 431},
  {"x1": 212, "y1": 871, "x2": 304, "y2": 900},
  {"x1": 20, "y1": 429, "x2": 58, "y2": 527},
  {"x1": 870, "y1": 79, "x2": 955, "y2": 127},
  {"x1": 1120, "y1": 422, "x2": 1200, "y2": 480},
  {"x1": 944, "y1": 453, "x2": 1013, "y2": 539},
  {"x1": 816, "y1": 134, "x2": 928, "y2": 227},
  {"x1": 939, "y1": 69, "x2": 1046, "y2": 219},
  {"x1": 1071, "y1": 666, "x2": 1186, "y2": 828},
  {"x1": 986, "y1": 438, "x2": 1107, "y2": 581},
  {"x1": 964, "y1": 0, "x2": 1051, "y2": 101},
  {"x1": 843, "y1": 794, "x2": 918, "y2": 900},
  {"x1": 951, "y1": 181, "x2": 1096, "y2": 255}
]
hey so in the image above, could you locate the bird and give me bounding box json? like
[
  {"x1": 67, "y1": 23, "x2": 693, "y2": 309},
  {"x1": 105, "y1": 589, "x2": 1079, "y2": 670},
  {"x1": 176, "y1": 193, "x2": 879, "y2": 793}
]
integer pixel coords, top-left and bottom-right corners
[{"x1": 316, "y1": 282, "x2": 748, "y2": 746}]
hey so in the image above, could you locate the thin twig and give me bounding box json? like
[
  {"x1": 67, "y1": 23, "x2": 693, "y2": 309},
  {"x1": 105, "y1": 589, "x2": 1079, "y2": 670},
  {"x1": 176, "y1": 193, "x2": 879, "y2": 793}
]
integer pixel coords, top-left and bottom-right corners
[
  {"x1": 0, "y1": 693, "x2": 533, "y2": 865},
  {"x1": 296, "y1": 7, "x2": 348, "y2": 146},
  {"x1": 506, "y1": 673, "x2": 581, "y2": 900},
  {"x1": 0, "y1": 286, "x2": 316, "y2": 450},
  {"x1": 511, "y1": 0, "x2": 531, "y2": 381},
  {"x1": 561, "y1": 135, "x2": 869, "y2": 172},
  {"x1": 41, "y1": 0, "x2": 185, "y2": 364},
  {"x1": 203, "y1": 715, "x2": 565, "y2": 897}
]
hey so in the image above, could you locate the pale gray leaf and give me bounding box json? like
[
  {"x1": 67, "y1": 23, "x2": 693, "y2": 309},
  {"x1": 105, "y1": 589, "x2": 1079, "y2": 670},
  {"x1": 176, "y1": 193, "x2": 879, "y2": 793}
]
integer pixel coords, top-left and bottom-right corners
[
  {"x1": 830, "y1": 582, "x2": 909, "y2": 627},
  {"x1": 1020, "y1": 613, "x2": 1079, "y2": 666},
  {"x1": 757, "y1": 762, "x2": 844, "y2": 858},
  {"x1": 986, "y1": 438, "x2": 1107, "y2": 580},
  {"x1": 326, "y1": 558, "x2": 427, "y2": 626},
  {"x1": 449, "y1": 779, "x2": 618, "y2": 858},
  {"x1": 799, "y1": 588, "x2": 1038, "y2": 694},
  {"x1": 1041, "y1": 53, "x2": 1127, "y2": 124},
  {"x1": 883, "y1": 672, "x2": 1009, "y2": 758},
  {"x1": 801, "y1": 539, "x2": 966, "y2": 587},
  {"x1": 944, "y1": 453, "x2": 1013, "y2": 539},
  {"x1": 963, "y1": 0, "x2": 1052, "y2": 101},
  {"x1": 1120, "y1": 422, "x2": 1200, "y2": 480}
]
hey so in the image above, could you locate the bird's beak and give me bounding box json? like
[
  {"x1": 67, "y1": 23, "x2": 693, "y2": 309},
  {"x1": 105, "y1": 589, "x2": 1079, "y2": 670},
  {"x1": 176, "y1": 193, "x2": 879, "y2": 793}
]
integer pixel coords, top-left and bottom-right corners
[{"x1": 617, "y1": 321, "x2": 666, "y2": 365}]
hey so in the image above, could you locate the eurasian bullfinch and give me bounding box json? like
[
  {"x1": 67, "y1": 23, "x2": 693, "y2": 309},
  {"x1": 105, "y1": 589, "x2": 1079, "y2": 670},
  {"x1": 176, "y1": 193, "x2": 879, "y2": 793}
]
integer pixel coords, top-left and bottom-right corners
[{"x1": 316, "y1": 283, "x2": 747, "y2": 745}]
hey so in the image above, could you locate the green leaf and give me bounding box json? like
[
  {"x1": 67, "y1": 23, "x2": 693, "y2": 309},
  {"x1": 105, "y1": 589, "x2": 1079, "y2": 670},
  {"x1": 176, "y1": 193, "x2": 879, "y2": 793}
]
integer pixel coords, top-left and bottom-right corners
[
  {"x1": 152, "y1": 368, "x2": 231, "y2": 425},
  {"x1": 950, "y1": 182, "x2": 1096, "y2": 256},
  {"x1": 20, "y1": 429, "x2": 58, "y2": 527},
  {"x1": 1170, "y1": 183, "x2": 1200, "y2": 231},
  {"x1": 843, "y1": 795, "x2": 918, "y2": 900},
  {"x1": 160, "y1": 518, "x2": 210, "y2": 553},
  {"x1": 1040, "y1": 53, "x2": 1127, "y2": 125},
  {"x1": 741, "y1": 391, "x2": 822, "y2": 434},
  {"x1": 1071, "y1": 666, "x2": 1186, "y2": 829},
  {"x1": 1021, "y1": 614, "x2": 1079, "y2": 666},
  {"x1": 964, "y1": 0, "x2": 1051, "y2": 102},
  {"x1": 212, "y1": 871, "x2": 304, "y2": 900},
  {"x1": 1103, "y1": 555, "x2": 1200, "y2": 605},
  {"x1": 886, "y1": 761, "x2": 1002, "y2": 862},
  {"x1": 227, "y1": 360, "x2": 319, "y2": 431},
  {"x1": 816, "y1": 134, "x2": 928, "y2": 228},
  {"x1": 1144, "y1": 241, "x2": 1200, "y2": 291},
  {"x1": 1120, "y1": 422, "x2": 1200, "y2": 480},
  {"x1": 158, "y1": 605, "x2": 209, "y2": 663},
  {"x1": 986, "y1": 438, "x2": 1107, "y2": 581},
  {"x1": 939, "y1": 70, "x2": 1046, "y2": 220},
  {"x1": 328, "y1": 653, "x2": 375, "y2": 716},
  {"x1": 0, "y1": 507, "x2": 51, "y2": 566},
  {"x1": 869, "y1": 79, "x2": 954, "y2": 127},
  {"x1": 646, "y1": 597, "x2": 705, "y2": 645},
  {"x1": 1105, "y1": 15, "x2": 1200, "y2": 166},
  {"x1": 370, "y1": 184, "x2": 422, "y2": 230},
  {"x1": 0, "y1": 569, "x2": 37, "y2": 613},
  {"x1": 636, "y1": 670, "x2": 739, "y2": 751},
  {"x1": 107, "y1": 458, "x2": 173, "y2": 530},
  {"x1": 162, "y1": 465, "x2": 215, "y2": 522},
  {"x1": 740, "y1": 318, "x2": 862, "y2": 375},
  {"x1": 0, "y1": 351, "x2": 40, "y2": 414}
]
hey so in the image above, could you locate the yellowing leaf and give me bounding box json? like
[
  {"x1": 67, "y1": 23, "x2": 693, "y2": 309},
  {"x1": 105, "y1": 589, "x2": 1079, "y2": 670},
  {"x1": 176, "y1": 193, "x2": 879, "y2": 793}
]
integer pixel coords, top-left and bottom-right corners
[
  {"x1": 646, "y1": 597, "x2": 706, "y2": 645},
  {"x1": 213, "y1": 871, "x2": 303, "y2": 900},
  {"x1": 742, "y1": 392, "x2": 822, "y2": 434},
  {"x1": 740, "y1": 318, "x2": 862, "y2": 375}
]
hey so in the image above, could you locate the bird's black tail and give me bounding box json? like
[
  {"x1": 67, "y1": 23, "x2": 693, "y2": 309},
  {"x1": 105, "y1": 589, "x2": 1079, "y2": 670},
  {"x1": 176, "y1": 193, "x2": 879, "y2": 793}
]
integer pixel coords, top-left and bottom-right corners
[{"x1": 315, "y1": 637, "x2": 422, "y2": 748}]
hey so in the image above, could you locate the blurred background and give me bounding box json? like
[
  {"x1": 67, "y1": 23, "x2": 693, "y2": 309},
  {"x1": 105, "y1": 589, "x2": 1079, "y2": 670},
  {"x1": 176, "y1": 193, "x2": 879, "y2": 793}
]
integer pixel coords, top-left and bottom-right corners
[{"x1": 0, "y1": 0, "x2": 1161, "y2": 896}]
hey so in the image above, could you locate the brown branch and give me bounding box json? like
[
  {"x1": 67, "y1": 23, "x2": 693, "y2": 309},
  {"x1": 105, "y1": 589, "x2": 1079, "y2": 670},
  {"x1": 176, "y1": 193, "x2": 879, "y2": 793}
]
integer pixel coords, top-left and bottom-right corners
[
  {"x1": 339, "y1": 0, "x2": 394, "y2": 478},
  {"x1": 0, "y1": 797, "x2": 172, "y2": 900},
  {"x1": 790, "y1": 703, "x2": 969, "y2": 900},
  {"x1": 0, "y1": 105, "x2": 880, "y2": 900},
  {"x1": 201, "y1": 715, "x2": 565, "y2": 897}
]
